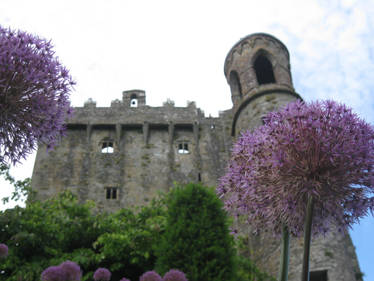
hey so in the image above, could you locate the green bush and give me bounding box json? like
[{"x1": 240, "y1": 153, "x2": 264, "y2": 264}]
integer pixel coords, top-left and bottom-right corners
[
  {"x1": 155, "y1": 183, "x2": 236, "y2": 281},
  {"x1": 0, "y1": 191, "x2": 166, "y2": 281},
  {"x1": 0, "y1": 174, "x2": 273, "y2": 281}
]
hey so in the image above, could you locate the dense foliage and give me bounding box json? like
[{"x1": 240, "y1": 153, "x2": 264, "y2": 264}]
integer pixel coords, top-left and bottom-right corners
[
  {"x1": 0, "y1": 25, "x2": 74, "y2": 165},
  {"x1": 0, "y1": 180, "x2": 274, "y2": 281},
  {"x1": 218, "y1": 100, "x2": 374, "y2": 236},
  {"x1": 155, "y1": 183, "x2": 236, "y2": 281},
  {"x1": 0, "y1": 191, "x2": 166, "y2": 281}
]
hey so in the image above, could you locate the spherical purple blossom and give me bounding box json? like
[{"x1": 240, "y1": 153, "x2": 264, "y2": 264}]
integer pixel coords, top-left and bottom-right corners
[
  {"x1": 0, "y1": 25, "x2": 74, "y2": 165},
  {"x1": 139, "y1": 271, "x2": 162, "y2": 281},
  {"x1": 60, "y1": 260, "x2": 82, "y2": 281},
  {"x1": 218, "y1": 100, "x2": 374, "y2": 236},
  {"x1": 41, "y1": 266, "x2": 65, "y2": 281},
  {"x1": 163, "y1": 269, "x2": 188, "y2": 281},
  {"x1": 93, "y1": 268, "x2": 111, "y2": 281},
  {"x1": 0, "y1": 243, "x2": 8, "y2": 258}
]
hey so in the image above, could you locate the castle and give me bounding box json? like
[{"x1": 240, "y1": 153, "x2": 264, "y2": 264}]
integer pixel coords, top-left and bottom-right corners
[{"x1": 31, "y1": 33, "x2": 362, "y2": 281}]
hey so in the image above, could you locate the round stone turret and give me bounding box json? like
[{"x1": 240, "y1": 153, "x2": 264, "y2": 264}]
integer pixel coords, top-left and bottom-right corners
[{"x1": 224, "y1": 33, "x2": 301, "y2": 136}]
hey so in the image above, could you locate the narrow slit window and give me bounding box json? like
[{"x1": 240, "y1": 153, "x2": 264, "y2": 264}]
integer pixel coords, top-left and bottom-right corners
[
  {"x1": 106, "y1": 188, "x2": 111, "y2": 199},
  {"x1": 105, "y1": 187, "x2": 118, "y2": 200},
  {"x1": 101, "y1": 141, "x2": 114, "y2": 153},
  {"x1": 178, "y1": 141, "x2": 189, "y2": 154}
]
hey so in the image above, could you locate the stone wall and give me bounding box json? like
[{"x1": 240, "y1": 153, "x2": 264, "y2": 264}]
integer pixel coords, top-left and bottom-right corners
[{"x1": 31, "y1": 92, "x2": 231, "y2": 212}]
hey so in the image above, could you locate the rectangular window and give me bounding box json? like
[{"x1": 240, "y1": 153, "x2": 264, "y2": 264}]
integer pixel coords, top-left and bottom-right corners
[
  {"x1": 310, "y1": 270, "x2": 327, "y2": 281},
  {"x1": 178, "y1": 141, "x2": 189, "y2": 154},
  {"x1": 105, "y1": 187, "x2": 118, "y2": 199}
]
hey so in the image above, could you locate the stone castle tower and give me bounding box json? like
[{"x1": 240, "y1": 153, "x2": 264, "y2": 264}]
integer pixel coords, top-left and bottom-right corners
[{"x1": 32, "y1": 33, "x2": 362, "y2": 281}]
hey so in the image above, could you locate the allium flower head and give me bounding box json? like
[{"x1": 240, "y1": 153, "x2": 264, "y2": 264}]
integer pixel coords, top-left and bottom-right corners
[
  {"x1": 93, "y1": 268, "x2": 111, "y2": 281},
  {"x1": 163, "y1": 269, "x2": 188, "y2": 281},
  {"x1": 218, "y1": 100, "x2": 374, "y2": 236},
  {"x1": 41, "y1": 266, "x2": 65, "y2": 281},
  {"x1": 119, "y1": 278, "x2": 131, "y2": 281},
  {"x1": 60, "y1": 260, "x2": 82, "y2": 281},
  {"x1": 0, "y1": 25, "x2": 74, "y2": 165},
  {"x1": 0, "y1": 243, "x2": 8, "y2": 258},
  {"x1": 139, "y1": 271, "x2": 162, "y2": 281}
]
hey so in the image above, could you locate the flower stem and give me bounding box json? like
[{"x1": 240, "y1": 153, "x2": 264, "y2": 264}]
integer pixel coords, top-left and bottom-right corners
[
  {"x1": 301, "y1": 195, "x2": 314, "y2": 281},
  {"x1": 278, "y1": 224, "x2": 290, "y2": 281}
]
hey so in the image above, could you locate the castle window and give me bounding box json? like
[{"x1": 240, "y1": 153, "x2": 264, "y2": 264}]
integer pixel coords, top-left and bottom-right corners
[
  {"x1": 130, "y1": 94, "x2": 138, "y2": 107},
  {"x1": 178, "y1": 141, "x2": 189, "y2": 154},
  {"x1": 101, "y1": 140, "x2": 114, "y2": 153},
  {"x1": 105, "y1": 187, "x2": 118, "y2": 199},
  {"x1": 310, "y1": 270, "x2": 327, "y2": 281},
  {"x1": 229, "y1": 71, "x2": 242, "y2": 100},
  {"x1": 254, "y1": 54, "x2": 276, "y2": 85}
]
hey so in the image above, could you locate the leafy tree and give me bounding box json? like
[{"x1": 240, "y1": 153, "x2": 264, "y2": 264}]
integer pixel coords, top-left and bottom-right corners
[
  {"x1": 0, "y1": 191, "x2": 100, "y2": 281},
  {"x1": 218, "y1": 100, "x2": 374, "y2": 281},
  {"x1": 0, "y1": 178, "x2": 272, "y2": 281},
  {"x1": 93, "y1": 196, "x2": 167, "y2": 280},
  {"x1": 0, "y1": 189, "x2": 166, "y2": 281},
  {"x1": 155, "y1": 183, "x2": 236, "y2": 281},
  {"x1": 0, "y1": 25, "x2": 74, "y2": 165}
]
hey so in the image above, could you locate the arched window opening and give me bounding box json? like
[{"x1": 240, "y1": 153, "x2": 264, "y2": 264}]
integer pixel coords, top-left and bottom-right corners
[
  {"x1": 101, "y1": 140, "x2": 114, "y2": 153},
  {"x1": 130, "y1": 94, "x2": 138, "y2": 107},
  {"x1": 254, "y1": 54, "x2": 276, "y2": 85},
  {"x1": 178, "y1": 141, "x2": 189, "y2": 154},
  {"x1": 229, "y1": 71, "x2": 242, "y2": 99}
]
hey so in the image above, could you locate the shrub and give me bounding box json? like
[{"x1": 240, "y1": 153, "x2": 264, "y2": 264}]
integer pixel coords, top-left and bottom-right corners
[{"x1": 156, "y1": 183, "x2": 236, "y2": 281}]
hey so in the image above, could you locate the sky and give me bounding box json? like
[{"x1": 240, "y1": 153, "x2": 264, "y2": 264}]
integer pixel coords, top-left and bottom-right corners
[{"x1": 0, "y1": 0, "x2": 373, "y2": 279}]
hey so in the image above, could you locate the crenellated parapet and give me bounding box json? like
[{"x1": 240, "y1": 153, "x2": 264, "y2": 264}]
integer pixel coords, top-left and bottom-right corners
[{"x1": 72, "y1": 90, "x2": 203, "y2": 126}]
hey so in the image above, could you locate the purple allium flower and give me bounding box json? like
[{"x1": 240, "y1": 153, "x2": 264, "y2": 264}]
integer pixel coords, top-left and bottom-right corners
[
  {"x1": 0, "y1": 243, "x2": 8, "y2": 258},
  {"x1": 60, "y1": 260, "x2": 82, "y2": 281},
  {"x1": 93, "y1": 268, "x2": 111, "y2": 281},
  {"x1": 41, "y1": 266, "x2": 65, "y2": 281},
  {"x1": 139, "y1": 271, "x2": 162, "y2": 281},
  {"x1": 163, "y1": 269, "x2": 188, "y2": 281},
  {"x1": 218, "y1": 100, "x2": 374, "y2": 236},
  {"x1": 0, "y1": 25, "x2": 75, "y2": 165},
  {"x1": 119, "y1": 278, "x2": 131, "y2": 281}
]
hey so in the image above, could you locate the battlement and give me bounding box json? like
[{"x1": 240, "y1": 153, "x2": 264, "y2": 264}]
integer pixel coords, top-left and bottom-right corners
[{"x1": 70, "y1": 90, "x2": 205, "y2": 126}]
